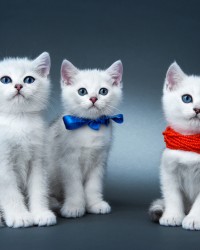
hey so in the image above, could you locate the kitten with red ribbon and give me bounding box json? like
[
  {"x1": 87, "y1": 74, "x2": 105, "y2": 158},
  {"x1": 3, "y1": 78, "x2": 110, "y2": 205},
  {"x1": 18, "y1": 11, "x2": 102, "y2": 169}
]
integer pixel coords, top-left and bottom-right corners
[
  {"x1": 47, "y1": 59, "x2": 123, "y2": 218},
  {"x1": 149, "y1": 62, "x2": 200, "y2": 230}
]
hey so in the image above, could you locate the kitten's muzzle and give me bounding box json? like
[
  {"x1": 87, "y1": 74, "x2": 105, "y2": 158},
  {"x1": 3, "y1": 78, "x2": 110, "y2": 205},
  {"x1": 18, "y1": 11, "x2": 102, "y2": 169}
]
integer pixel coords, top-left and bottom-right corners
[
  {"x1": 15, "y1": 84, "x2": 23, "y2": 91},
  {"x1": 194, "y1": 108, "x2": 200, "y2": 115}
]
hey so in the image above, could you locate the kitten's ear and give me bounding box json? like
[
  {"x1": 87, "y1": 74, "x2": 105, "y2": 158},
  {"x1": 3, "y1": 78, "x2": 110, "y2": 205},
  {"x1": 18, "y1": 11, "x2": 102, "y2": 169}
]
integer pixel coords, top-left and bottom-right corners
[
  {"x1": 106, "y1": 60, "x2": 123, "y2": 86},
  {"x1": 33, "y1": 52, "x2": 51, "y2": 77},
  {"x1": 165, "y1": 62, "x2": 186, "y2": 90},
  {"x1": 61, "y1": 59, "x2": 78, "y2": 85}
]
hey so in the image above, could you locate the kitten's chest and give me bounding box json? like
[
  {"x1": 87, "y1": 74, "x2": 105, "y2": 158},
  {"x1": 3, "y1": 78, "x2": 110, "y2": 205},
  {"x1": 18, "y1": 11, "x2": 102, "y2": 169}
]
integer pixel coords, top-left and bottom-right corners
[
  {"x1": 0, "y1": 114, "x2": 44, "y2": 149},
  {"x1": 177, "y1": 163, "x2": 200, "y2": 202},
  {"x1": 169, "y1": 150, "x2": 200, "y2": 200},
  {"x1": 64, "y1": 123, "x2": 112, "y2": 148}
]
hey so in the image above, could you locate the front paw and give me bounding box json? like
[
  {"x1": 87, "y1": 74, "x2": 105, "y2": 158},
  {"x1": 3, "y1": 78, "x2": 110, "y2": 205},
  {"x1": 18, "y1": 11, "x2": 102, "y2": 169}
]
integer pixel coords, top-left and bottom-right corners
[
  {"x1": 5, "y1": 211, "x2": 33, "y2": 228},
  {"x1": 87, "y1": 201, "x2": 111, "y2": 214},
  {"x1": 182, "y1": 215, "x2": 200, "y2": 230},
  {"x1": 61, "y1": 204, "x2": 85, "y2": 218},
  {"x1": 159, "y1": 212, "x2": 184, "y2": 227},
  {"x1": 32, "y1": 210, "x2": 57, "y2": 226}
]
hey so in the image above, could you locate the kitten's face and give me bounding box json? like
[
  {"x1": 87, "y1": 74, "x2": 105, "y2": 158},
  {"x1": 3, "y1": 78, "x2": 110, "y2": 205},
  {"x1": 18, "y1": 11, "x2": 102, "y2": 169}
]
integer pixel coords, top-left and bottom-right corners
[
  {"x1": 0, "y1": 52, "x2": 50, "y2": 113},
  {"x1": 163, "y1": 62, "x2": 200, "y2": 133},
  {"x1": 61, "y1": 60, "x2": 123, "y2": 119}
]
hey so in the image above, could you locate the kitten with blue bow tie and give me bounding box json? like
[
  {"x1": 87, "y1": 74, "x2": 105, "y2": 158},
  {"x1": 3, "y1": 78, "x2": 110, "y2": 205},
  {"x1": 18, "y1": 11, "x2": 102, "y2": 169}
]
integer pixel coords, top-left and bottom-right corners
[{"x1": 48, "y1": 59, "x2": 123, "y2": 218}]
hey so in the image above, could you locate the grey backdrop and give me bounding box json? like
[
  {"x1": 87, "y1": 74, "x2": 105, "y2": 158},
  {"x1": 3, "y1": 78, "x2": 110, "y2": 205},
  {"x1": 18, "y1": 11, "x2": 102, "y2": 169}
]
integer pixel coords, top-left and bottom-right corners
[{"x1": 1, "y1": 0, "x2": 200, "y2": 249}]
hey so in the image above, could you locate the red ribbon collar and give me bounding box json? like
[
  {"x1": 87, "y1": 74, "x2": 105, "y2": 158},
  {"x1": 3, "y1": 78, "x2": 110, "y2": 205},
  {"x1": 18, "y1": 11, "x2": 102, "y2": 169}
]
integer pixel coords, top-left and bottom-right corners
[{"x1": 163, "y1": 126, "x2": 200, "y2": 154}]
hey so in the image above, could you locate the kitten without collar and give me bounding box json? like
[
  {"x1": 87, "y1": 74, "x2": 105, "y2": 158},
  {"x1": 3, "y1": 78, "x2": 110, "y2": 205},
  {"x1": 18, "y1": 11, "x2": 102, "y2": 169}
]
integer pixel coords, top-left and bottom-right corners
[
  {"x1": 48, "y1": 59, "x2": 123, "y2": 218},
  {"x1": 149, "y1": 62, "x2": 200, "y2": 230},
  {"x1": 0, "y1": 52, "x2": 56, "y2": 227}
]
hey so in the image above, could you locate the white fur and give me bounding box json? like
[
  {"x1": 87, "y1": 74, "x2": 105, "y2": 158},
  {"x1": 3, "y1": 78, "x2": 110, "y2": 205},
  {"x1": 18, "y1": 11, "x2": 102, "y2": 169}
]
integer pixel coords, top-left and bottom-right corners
[
  {"x1": 150, "y1": 62, "x2": 200, "y2": 230},
  {"x1": 0, "y1": 52, "x2": 56, "y2": 227},
  {"x1": 48, "y1": 60, "x2": 123, "y2": 218}
]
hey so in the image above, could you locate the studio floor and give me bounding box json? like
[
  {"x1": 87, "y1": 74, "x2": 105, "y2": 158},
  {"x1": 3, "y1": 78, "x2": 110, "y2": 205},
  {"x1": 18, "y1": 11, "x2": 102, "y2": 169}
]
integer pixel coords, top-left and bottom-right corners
[{"x1": 0, "y1": 194, "x2": 199, "y2": 250}]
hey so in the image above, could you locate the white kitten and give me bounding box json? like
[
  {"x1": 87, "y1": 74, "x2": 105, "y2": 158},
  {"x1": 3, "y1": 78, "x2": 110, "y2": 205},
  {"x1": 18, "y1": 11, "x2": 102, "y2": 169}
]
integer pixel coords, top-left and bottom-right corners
[
  {"x1": 48, "y1": 59, "x2": 123, "y2": 218},
  {"x1": 149, "y1": 62, "x2": 200, "y2": 230},
  {"x1": 0, "y1": 52, "x2": 56, "y2": 228}
]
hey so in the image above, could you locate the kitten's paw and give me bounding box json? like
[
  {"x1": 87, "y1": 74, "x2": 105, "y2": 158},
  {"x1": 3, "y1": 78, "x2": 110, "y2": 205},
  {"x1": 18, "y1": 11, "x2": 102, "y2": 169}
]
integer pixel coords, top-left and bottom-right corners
[
  {"x1": 61, "y1": 204, "x2": 85, "y2": 218},
  {"x1": 159, "y1": 213, "x2": 184, "y2": 227},
  {"x1": 182, "y1": 215, "x2": 200, "y2": 230},
  {"x1": 5, "y1": 211, "x2": 33, "y2": 228},
  {"x1": 87, "y1": 201, "x2": 111, "y2": 214},
  {"x1": 33, "y1": 210, "x2": 57, "y2": 226}
]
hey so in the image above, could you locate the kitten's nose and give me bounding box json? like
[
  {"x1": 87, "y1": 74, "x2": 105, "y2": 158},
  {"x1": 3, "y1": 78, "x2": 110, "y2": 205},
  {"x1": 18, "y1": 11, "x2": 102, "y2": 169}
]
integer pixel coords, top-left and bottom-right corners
[
  {"x1": 194, "y1": 108, "x2": 200, "y2": 114},
  {"x1": 90, "y1": 97, "x2": 98, "y2": 104},
  {"x1": 15, "y1": 84, "x2": 23, "y2": 91}
]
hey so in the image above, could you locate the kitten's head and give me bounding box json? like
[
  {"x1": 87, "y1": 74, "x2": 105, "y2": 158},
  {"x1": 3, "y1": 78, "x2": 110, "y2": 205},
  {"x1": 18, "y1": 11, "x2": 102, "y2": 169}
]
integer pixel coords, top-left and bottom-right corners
[
  {"x1": 60, "y1": 59, "x2": 123, "y2": 119},
  {"x1": 163, "y1": 62, "x2": 200, "y2": 133},
  {"x1": 0, "y1": 52, "x2": 51, "y2": 113}
]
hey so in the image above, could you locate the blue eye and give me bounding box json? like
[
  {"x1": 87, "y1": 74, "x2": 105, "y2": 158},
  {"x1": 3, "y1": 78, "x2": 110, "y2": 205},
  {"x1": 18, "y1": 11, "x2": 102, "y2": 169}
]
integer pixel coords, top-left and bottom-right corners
[
  {"x1": 1, "y1": 76, "x2": 12, "y2": 84},
  {"x1": 99, "y1": 88, "x2": 108, "y2": 95},
  {"x1": 182, "y1": 94, "x2": 193, "y2": 103},
  {"x1": 24, "y1": 76, "x2": 35, "y2": 84},
  {"x1": 78, "y1": 88, "x2": 88, "y2": 96}
]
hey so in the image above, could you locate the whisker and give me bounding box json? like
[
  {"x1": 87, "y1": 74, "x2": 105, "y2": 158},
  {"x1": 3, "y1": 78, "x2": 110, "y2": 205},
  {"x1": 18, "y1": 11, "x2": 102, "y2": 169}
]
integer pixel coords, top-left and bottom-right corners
[{"x1": 106, "y1": 103, "x2": 121, "y2": 112}]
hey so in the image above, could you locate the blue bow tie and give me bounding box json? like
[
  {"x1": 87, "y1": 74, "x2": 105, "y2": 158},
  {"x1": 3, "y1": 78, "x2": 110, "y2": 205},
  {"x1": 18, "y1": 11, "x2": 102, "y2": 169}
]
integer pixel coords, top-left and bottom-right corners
[{"x1": 63, "y1": 114, "x2": 123, "y2": 131}]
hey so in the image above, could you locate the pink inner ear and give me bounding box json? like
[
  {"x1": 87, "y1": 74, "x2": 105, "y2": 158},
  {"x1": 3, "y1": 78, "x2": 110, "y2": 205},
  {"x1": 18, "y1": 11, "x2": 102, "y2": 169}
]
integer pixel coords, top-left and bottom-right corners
[
  {"x1": 112, "y1": 68, "x2": 122, "y2": 85},
  {"x1": 39, "y1": 65, "x2": 49, "y2": 77},
  {"x1": 166, "y1": 62, "x2": 185, "y2": 90},
  {"x1": 61, "y1": 60, "x2": 78, "y2": 85},
  {"x1": 113, "y1": 79, "x2": 120, "y2": 86},
  {"x1": 107, "y1": 61, "x2": 123, "y2": 86},
  {"x1": 167, "y1": 70, "x2": 176, "y2": 89},
  {"x1": 33, "y1": 52, "x2": 50, "y2": 77},
  {"x1": 61, "y1": 67, "x2": 71, "y2": 85}
]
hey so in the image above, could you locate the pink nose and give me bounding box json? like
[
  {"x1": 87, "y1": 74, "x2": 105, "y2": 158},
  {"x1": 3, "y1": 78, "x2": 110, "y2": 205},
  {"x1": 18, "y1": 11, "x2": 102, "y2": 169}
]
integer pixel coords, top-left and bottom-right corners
[
  {"x1": 15, "y1": 84, "x2": 23, "y2": 91},
  {"x1": 194, "y1": 108, "x2": 200, "y2": 114},
  {"x1": 90, "y1": 97, "x2": 98, "y2": 104}
]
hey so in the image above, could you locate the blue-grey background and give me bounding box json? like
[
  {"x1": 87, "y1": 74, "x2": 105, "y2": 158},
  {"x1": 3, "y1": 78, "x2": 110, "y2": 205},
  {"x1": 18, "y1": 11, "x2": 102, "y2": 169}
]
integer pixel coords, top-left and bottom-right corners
[{"x1": 1, "y1": 0, "x2": 200, "y2": 249}]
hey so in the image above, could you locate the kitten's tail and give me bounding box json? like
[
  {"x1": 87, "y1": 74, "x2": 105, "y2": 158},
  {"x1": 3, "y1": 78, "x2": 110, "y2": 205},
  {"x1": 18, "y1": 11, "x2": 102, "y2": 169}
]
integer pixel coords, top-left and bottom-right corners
[
  {"x1": 0, "y1": 212, "x2": 5, "y2": 227},
  {"x1": 149, "y1": 199, "x2": 164, "y2": 222},
  {"x1": 49, "y1": 196, "x2": 61, "y2": 213}
]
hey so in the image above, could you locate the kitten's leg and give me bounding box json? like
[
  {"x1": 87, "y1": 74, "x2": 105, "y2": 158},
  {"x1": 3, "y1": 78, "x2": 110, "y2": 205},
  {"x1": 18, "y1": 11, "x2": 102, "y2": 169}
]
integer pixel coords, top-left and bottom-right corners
[
  {"x1": 28, "y1": 156, "x2": 56, "y2": 226},
  {"x1": 60, "y1": 153, "x2": 85, "y2": 218},
  {"x1": 182, "y1": 193, "x2": 200, "y2": 230},
  {"x1": 159, "y1": 154, "x2": 185, "y2": 226},
  {"x1": 0, "y1": 161, "x2": 33, "y2": 228},
  {"x1": 85, "y1": 153, "x2": 111, "y2": 214}
]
